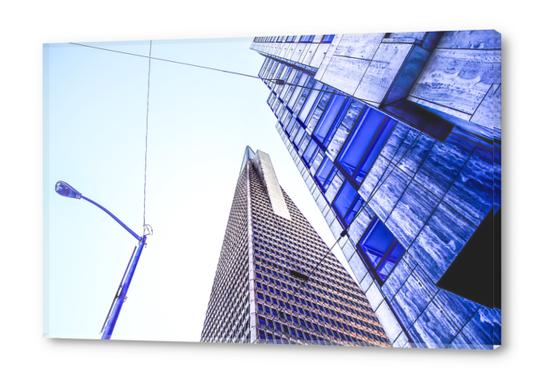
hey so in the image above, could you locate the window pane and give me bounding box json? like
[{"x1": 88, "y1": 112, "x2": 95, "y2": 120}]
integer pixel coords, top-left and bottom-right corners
[
  {"x1": 299, "y1": 84, "x2": 322, "y2": 122},
  {"x1": 358, "y1": 218, "x2": 406, "y2": 282},
  {"x1": 310, "y1": 151, "x2": 324, "y2": 176},
  {"x1": 299, "y1": 135, "x2": 310, "y2": 153},
  {"x1": 313, "y1": 95, "x2": 347, "y2": 146},
  {"x1": 363, "y1": 220, "x2": 396, "y2": 253},
  {"x1": 345, "y1": 196, "x2": 363, "y2": 225},
  {"x1": 287, "y1": 74, "x2": 308, "y2": 108},
  {"x1": 306, "y1": 90, "x2": 333, "y2": 134},
  {"x1": 325, "y1": 171, "x2": 344, "y2": 203},
  {"x1": 332, "y1": 181, "x2": 362, "y2": 224},
  {"x1": 338, "y1": 109, "x2": 387, "y2": 172},
  {"x1": 327, "y1": 101, "x2": 367, "y2": 160},
  {"x1": 285, "y1": 119, "x2": 298, "y2": 137},
  {"x1": 355, "y1": 119, "x2": 395, "y2": 183},
  {"x1": 293, "y1": 127, "x2": 305, "y2": 148},
  {"x1": 315, "y1": 156, "x2": 336, "y2": 190},
  {"x1": 302, "y1": 140, "x2": 318, "y2": 165},
  {"x1": 292, "y1": 78, "x2": 316, "y2": 114},
  {"x1": 337, "y1": 108, "x2": 394, "y2": 184}
]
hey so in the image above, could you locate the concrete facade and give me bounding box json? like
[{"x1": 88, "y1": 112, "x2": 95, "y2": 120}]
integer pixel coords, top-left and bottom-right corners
[{"x1": 251, "y1": 31, "x2": 501, "y2": 349}]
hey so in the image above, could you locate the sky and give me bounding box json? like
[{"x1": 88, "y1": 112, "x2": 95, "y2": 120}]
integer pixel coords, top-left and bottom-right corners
[{"x1": 44, "y1": 37, "x2": 341, "y2": 342}]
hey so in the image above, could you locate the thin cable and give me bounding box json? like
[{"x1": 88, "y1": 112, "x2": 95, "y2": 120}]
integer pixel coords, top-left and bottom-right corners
[
  {"x1": 269, "y1": 212, "x2": 348, "y2": 345},
  {"x1": 142, "y1": 41, "x2": 152, "y2": 229},
  {"x1": 270, "y1": 217, "x2": 375, "y2": 345},
  {"x1": 70, "y1": 42, "x2": 341, "y2": 95},
  {"x1": 304, "y1": 230, "x2": 346, "y2": 279},
  {"x1": 71, "y1": 42, "x2": 261, "y2": 79}
]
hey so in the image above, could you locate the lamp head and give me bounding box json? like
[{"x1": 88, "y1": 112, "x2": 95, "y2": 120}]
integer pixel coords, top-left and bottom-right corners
[{"x1": 55, "y1": 181, "x2": 82, "y2": 199}]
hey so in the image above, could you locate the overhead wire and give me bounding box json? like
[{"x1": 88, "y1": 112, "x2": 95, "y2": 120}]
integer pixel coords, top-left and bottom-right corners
[
  {"x1": 70, "y1": 42, "x2": 342, "y2": 95},
  {"x1": 142, "y1": 40, "x2": 152, "y2": 232}
]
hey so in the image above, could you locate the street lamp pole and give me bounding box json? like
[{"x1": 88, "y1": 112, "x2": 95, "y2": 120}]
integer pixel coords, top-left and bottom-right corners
[
  {"x1": 55, "y1": 180, "x2": 149, "y2": 340},
  {"x1": 100, "y1": 234, "x2": 147, "y2": 340}
]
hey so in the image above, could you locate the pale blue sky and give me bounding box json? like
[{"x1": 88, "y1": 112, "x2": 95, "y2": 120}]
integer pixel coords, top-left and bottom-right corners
[{"x1": 44, "y1": 37, "x2": 337, "y2": 341}]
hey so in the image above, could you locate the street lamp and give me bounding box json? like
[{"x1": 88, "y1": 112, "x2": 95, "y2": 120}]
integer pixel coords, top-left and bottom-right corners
[{"x1": 55, "y1": 180, "x2": 149, "y2": 340}]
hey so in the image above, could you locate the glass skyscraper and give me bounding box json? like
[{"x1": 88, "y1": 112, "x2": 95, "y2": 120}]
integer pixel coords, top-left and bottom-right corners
[
  {"x1": 201, "y1": 147, "x2": 389, "y2": 347},
  {"x1": 250, "y1": 31, "x2": 501, "y2": 349}
]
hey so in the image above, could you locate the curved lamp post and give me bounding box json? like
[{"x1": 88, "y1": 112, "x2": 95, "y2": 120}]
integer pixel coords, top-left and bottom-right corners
[{"x1": 55, "y1": 180, "x2": 148, "y2": 340}]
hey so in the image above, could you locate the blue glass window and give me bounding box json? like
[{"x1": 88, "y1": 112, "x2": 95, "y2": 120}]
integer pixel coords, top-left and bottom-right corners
[
  {"x1": 292, "y1": 78, "x2": 316, "y2": 114},
  {"x1": 341, "y1": 100, "x2": 367, "y2": 133},
  {"x1": 358, "y1": 218, "x2": 405, "y2": 282},
  {"x1": 285, "y1": 119, "x2": 298, "y2": 137},
  {"x1": 331, "y1": 181, "x2": 364, "y2": 226},
  {"x1": 280, "y1": 66, "x2": 292, "y2": 80},
  {"x1": 321, "y1": 34, "x2": 335, "y2": 43},
  {"x1": 280, "y1": 112, "x2": 292, "y2": 128},
  {"x1": 298, "y1": 85, "x2": 323, "y2": 122},
  {"x1": 266, "y1": 92, "x2": 275, "y2": 107},
  {"x1": 310, "y1": 151, "x2": 324, "y2": 175},
  {"x1": 287, "y1": 73, "x2": 308, "y2": 108},
  {"x1": 302, "y1": 140, "x2": 318, "y2": 165},
  {"x1": 324, "y1": 171, "x2": 344, "y2": 203},
  {"x1": 313, "y1": 95, "x2": 348, "y2": 147},
  {"x1": 305, "y1": 89, "x2": 333, "y2": 134},
  {"x1": 337, "y1": 108, "x2": 395, "y2": 185},
  {"x1": 300, "y1": 35, "x2": 315, "y2": 43},
  {"x1": 283, "y1": 71, "x2": 303, "y2": 103},
  {"x1": 314, "y1": 156, "x2": 336, "y2": 191},
  {"x1": 273, "y1": 65, "x2": 285, "y2": 83},
  {"x1": 276, "y1": 105, "x2": 285, "y2": 120},
  {"x1": 292, "y1": 127, "x2": 305, "y2": 149},
  {"x1": 327, "y1": 100, "x2": 367, "y2": 160},
  {"x1": 299, "y1": 135, "x2": 310, "y2": 153}
]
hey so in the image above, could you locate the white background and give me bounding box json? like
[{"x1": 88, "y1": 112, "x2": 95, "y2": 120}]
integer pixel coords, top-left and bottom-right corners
[{"x1": 0, "y1": 0, "x2": 539, "y2": 378}]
